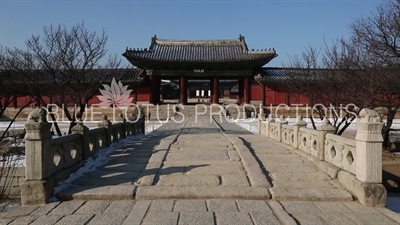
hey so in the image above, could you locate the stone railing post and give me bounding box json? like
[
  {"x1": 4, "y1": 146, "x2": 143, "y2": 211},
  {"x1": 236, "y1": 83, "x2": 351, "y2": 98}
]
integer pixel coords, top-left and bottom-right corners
[
  {"x1": 71, "y1": 119, "x2": 90, "y2": 160},
  {"x1": 257, "y1": 105, "x2": 264, "y2": 135},
  {"x1": 116, "y1": 113, "x2": 127, "y2": 139},
  {"x1": 316, "y1": 118, "x2": 335, "y2": 160},
  {"x1": 292, "y1": 115, "x2": 307, "y2": 149},
  {"x1": 355, "y1": 108, "x2": 383, "y2": 183},
  {"x1": 98, "y1": 115, "x2": 112, "y2": 147},
  {"x1": 21, "y1": 109, "x2": 52, "y2": 205},
  {"x1": 276, "y1": 115, "x2": 288, "y2": 142},
  {"x1": 265, "y1": 114, "x2": 275, "y2": 137}
]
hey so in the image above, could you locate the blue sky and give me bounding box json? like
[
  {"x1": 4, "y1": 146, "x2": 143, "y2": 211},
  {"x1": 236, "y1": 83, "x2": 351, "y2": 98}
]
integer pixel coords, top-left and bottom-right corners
[{"x1": 0, "y1": 0, "x2": 382, "y2": 67}]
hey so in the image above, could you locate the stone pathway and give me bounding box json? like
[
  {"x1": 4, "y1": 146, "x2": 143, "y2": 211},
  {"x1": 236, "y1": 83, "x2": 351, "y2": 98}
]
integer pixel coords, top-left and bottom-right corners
[{"x1": 1, "y1": 115, "x2": 400, "y2": 224}]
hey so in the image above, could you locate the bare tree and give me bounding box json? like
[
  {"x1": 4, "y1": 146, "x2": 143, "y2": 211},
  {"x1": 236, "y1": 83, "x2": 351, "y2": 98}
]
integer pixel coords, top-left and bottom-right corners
[
  {"x1": 25, "y1": 22, "x2": 121, "y2": 135},
  {"x1": 0, "y1": 46, "x2": 36, "y2": 141},
  {"x1": 284, "y1": 46, "x2": 358, "y2": 135},
  {"x1": 322, "y1": 0, "x2": 400, "y2": 146}
]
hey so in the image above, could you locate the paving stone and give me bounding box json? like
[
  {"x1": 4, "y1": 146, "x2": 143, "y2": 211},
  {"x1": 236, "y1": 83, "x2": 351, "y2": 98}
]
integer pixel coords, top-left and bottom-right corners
[
  {"x1": 346, "y1": 213, "x2": 399, "y2": 225},
  {"x1": 178, "y1": 212, "x2": 214, "y2": 225},
  {"x1": 49, "y1": 200, "x2": 86, "y2": 215},
  {"x1": 245, "y1": 165, "x2": 271, "y2": 187},
  {"x1": 263, "y1": 163, "x2": 317, "y2": 173},
  {"x1": 163, "y1": 160, "x2": 242, "y2": 167},
  {"x1": 73, "y1": 200, "x2": 110, "y2": 214},
  {"x1": 270, "y1": 187, "x2": 353, "y2": 201},
  {"x1": 72, "y1": 178, "x2": 133, "y2": 186},
  {"x1": 280, "y1": 201, "x2": 321, "y2": 215},
  {"x1": 228, "y1": 150, "x2": 241, "y2": 161},
  {"x1": 270, "y1": 171, "x2": 330, "y2": 181},
  {"x1": 29, "y1": 215, "x2": 64, "y2": 225},
  {"x1": 141, "y1": 211, "x2": 179, "y2": 225},
  {"x1": 236, "y1": 200, "x2": 271, "y2": 212},
  {"x1": 86, "y1": 214, "x2": 127, "y2": 225},
  {"x1": 97, "y1": 163, "x2": 146, "y2": 172},
  {"x1": 160, "y1": 166, "x2": 186, "y2": 175},
  {"x1": 272, "y1": 181, "x2": 334, "y2": 189},
  {"x1": 158, "y1": 174, "x2": 220, "y2": 186},
  {"x1": 148, "y1": 200, "x2": 174, "y2": 212},
  {"x1": 136, "y1": 186, "x2": 270, "y2": 200},
  {"x1": 267, "y1": 201, "x2": 297, "y2": 225},
  {"x1": 55, "y1": 214, "x2": 93, "y2": 225},
  {"x1": 185, "y1": 165, "x2": 246, "y2": 175},
  {"x1": 8, "y1": 215, "x2": 38, "y2": 225},
  {"x1": 103, "y1": 200, "x2": 135, "y2": 215},
  {"x1": 250, "y1": 211, "x2": 281, "y2": 225},
  {"x1": 342, "y1": 201, "x2": 382, "y2": 214},
  {"x1": 0, "y1": 218, "x2": 14, "y2": 225},
  {"x1": 173, "y1": 200, "x2": 207, "y2": 212},
  {"x1": 122, "y1": 200, "x2": 151, "y2": 225},
  {"x1": 221, "y1": 175, "x2": 250, "y2": 186},
  {"x1": 1, "y1": 206, "x2": 38, "y2": 219},
  {"x1": 258, "y1": 154, "x2": 305, "y2": 164},
  {"x1": 313, "y1": 202, "x2": 353, "y2": 213},
  {"x1": 30, "y1": 202, "x2": 60, "y2": 216},
  {"x1": 81, "y1": 170, "x2": 140, "y2": 180},
  {"x1": 215, "y1": 212, "x2": 253, "y2": 225},
  {"x1": 167, "y1": 152, "x2": 229, "y2": 161},
  {"x1": 292, "y1": 214, "x2": 329, "y2": 225},
  {"x1": 56, "y1": 185, "x2": 135, "y2": 200},
  {"x1": 208, "y1": 200, "x2": 238, "y2": 212},
  {"x1": 318, "y1": 213, "x2": 358, "y2": 225}
]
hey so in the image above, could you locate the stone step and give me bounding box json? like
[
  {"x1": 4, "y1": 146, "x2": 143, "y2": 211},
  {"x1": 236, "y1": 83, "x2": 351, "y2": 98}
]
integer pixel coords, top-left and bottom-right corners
[{"x1": 269, "y1": 187, "x2": 353, "y2": 202}]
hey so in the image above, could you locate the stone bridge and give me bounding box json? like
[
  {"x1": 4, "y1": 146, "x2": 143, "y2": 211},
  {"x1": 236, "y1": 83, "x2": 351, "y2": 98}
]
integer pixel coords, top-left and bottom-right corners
[{"x1": 1, "y1": 110, "x2": 400, "y2": 224}]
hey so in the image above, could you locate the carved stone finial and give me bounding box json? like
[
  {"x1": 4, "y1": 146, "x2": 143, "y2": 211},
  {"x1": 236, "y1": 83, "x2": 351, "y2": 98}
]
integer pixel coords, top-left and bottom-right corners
[
  {"x1": 98, "y1": 114, "x2": 111, "y2": 127},
  {"x1": 267, "y1": 114, "x2": 275, "y2": 122},
  {"x1": 317, "y1": 118, "x2": 335, "y2": 131},
  {"x1": 116, "y1": 112, "x2": 126, "y2": 123},
  {"x1": 359, "y1": 108, "x2": 380, "y2": 123},
  {"x1": 294, "y1": 115, "x2": 307, "y2": 126},
  {"x1": 27, "y1": 108, "x2": 48, "y2": 124}
]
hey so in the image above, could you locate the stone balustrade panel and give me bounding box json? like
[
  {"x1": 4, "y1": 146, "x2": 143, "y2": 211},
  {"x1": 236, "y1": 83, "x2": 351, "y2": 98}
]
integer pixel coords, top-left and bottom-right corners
[
  {"x1": 48, "y1": 133, "x2": 82, "y2": 179},
  {"x1": 110, "y1": 123, "x2": 125, "y2": 143},
  {"x1": 259, "y1": 121, "x2": 267, "y2": 136},
  {"x1": 281, "y1": 124, "x2": 295, "y2": 146},
  {"x1": 268, "y1": 123, "x2": 280, "y2": 141},
  {"x1": 298, "y1": 127, "x2": 319, "y2": 157},
  {"x1": 88, "y1": 128, "x2": 108, "y2": 156},
  {"x1": 324, "y1": 133, "x2": 356, "y2": 174}
]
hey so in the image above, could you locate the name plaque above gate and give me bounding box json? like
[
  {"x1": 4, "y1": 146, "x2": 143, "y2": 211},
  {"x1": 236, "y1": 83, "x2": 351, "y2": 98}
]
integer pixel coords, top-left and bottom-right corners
[{"x1": 193, "y1": 69, "x2": 205, "y2": 73}]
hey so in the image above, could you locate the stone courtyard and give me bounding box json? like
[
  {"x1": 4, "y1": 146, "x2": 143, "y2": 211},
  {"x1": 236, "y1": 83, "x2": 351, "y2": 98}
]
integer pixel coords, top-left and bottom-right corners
[{"x1": 1, "y1": 115, "x2": 400, "y2": 224}]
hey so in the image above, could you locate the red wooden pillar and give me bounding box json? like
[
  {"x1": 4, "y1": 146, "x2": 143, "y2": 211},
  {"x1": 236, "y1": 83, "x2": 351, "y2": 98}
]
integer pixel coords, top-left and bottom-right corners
[
  {"x1": 13, "y1": 95, "x2": 17, "y2": 109},
  {"x1": 209, "y1": 78, "x2": 213, "y2": 100},
  {"x1": 261, "y1": 84, "x2": 266, "y2": 106},
  {"x1": 134, "y1": 87, "x2": 138, "y2": 104},
  {"x1": 148, "y1": 72, "x2": 155, "y2": 104},
  {"x1": 238, "y1": 78, "x2": 244, "y2": 105},
  {"x1": 212, "y1": 75, "x2": 219, "y2": 104},
  {"x1": 180, "y1": 74, "x2": 187, "y2": 104},
  {"x1": 244, "y1": 76, "x2": 250, "y2": 104},
  {"x1": 154, "y1": 77, "x2": 161, "y2": 104}
]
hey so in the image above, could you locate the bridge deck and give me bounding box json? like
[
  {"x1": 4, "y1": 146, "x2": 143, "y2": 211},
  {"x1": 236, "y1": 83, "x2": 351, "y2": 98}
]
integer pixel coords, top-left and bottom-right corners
[{"x1": 1, "y1": 116, "x2": 400, "y2": 224}]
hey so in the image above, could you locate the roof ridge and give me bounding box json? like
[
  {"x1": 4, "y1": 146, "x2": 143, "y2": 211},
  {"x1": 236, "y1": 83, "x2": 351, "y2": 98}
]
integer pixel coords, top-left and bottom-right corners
[{"x1": 155, "y1": 38, "x2": 241, "y2": 46}]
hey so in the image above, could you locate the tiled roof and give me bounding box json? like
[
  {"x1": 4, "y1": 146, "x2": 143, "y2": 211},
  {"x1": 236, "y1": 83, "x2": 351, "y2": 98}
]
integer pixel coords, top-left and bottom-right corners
[
  {"x1": 123, "y1": 35, "x2": 277, "y2": 66},
  {"x1": 1, "y1": 69, "x2": 145, "y2": 84},
  {"x1": 85, "y1": 69, "x2": 145, "y2": 83},
  {"x1": 255, "y1": 68, "x2": 334, "y2": 85}
]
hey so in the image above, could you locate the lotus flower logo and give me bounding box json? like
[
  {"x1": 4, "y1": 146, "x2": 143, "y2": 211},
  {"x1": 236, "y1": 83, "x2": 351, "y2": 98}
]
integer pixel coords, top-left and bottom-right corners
[{"x1": 97, "y1": 78, "x2": 133, "y2": 109}]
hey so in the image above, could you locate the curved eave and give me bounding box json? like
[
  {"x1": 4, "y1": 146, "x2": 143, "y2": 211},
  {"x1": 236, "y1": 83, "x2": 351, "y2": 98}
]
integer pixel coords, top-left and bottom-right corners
[{"x1": 123, "y1": 53, "x2": 277, "y2": 70}]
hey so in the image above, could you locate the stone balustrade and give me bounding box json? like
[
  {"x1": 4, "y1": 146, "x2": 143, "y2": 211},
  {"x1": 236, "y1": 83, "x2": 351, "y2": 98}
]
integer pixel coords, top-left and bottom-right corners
[
  {"x1": 21, "y1": 114, "x2": 145, "y2": 205},
  {"x1": 258, "y1": 108, "x2": 387, "y2": 207}
]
